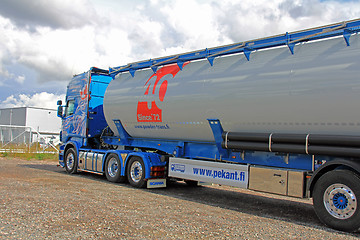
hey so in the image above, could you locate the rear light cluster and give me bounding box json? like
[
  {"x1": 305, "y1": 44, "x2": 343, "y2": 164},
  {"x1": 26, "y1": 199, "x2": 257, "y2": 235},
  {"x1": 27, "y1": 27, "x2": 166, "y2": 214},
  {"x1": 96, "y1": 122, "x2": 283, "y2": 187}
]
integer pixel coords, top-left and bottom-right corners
[{"x1": 150, "y1": 166, "x2": 166, "y2": 177}]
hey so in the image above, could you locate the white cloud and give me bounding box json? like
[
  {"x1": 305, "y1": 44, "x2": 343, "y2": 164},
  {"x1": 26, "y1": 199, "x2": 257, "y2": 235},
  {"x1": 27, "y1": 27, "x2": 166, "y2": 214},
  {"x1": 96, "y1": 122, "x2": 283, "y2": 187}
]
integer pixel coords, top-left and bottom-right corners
[
  {"x1": 2, "y1": 92, "x2": 65, "y2": 109},
  {"x1": 0, "y1": 0, "x2": 360, "y2": 100},
  {"x1": 214, "y1": 0, "x2": 360, "y2": 41},
  {"x1": 0, "y1": 0, "x2": 97, "y2": 29},
  {"x1": 158, "y1": 0, "x2": 231, "y2": 50},
  {"x1": 15, "y1": 75, "x2": 25, "y2": 84}
]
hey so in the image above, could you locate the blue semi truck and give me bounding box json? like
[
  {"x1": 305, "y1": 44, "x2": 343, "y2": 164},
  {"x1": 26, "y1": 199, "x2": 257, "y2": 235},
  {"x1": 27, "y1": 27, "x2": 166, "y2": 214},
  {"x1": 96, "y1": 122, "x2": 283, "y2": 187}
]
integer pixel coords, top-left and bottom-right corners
[{"x1": 58, "y1": 19, "x2": 360, "y2": 232}]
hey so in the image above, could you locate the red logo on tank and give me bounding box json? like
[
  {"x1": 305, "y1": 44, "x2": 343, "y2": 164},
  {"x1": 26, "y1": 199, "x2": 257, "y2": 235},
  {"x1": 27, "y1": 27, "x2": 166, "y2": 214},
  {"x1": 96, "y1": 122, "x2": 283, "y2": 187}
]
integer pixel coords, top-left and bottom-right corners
[{"x1": 137, "y1": 62, "x2": 188, "y2": 122}]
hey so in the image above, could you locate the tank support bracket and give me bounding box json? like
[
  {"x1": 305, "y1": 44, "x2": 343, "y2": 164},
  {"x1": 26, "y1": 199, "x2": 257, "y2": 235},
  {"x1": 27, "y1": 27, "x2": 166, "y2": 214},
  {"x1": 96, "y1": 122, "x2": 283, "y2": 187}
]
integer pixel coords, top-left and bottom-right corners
[
  {"x1": 113, "y1": 119, "x2": 131, "y2": 145},
  {"x1": 208, "y1": 119, "x2": 229, "y2": 159}
]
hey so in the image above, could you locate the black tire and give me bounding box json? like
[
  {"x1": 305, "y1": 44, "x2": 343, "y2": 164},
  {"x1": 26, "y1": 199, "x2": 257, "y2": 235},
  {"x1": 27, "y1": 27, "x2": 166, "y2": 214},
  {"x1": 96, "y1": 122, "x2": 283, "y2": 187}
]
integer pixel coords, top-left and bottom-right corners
[
  {"x1": 313, "y1": 169, "x2": 360, "y2": 232},
  {"x1": 104, "y1": 153, "x2": 126, "y2": 183},
  {"x1": 126, "y1": 157, "x2": 146, "y2": 188},
  {"x1": 64, "y1": 148, "x2": 78, "y2": 174}
]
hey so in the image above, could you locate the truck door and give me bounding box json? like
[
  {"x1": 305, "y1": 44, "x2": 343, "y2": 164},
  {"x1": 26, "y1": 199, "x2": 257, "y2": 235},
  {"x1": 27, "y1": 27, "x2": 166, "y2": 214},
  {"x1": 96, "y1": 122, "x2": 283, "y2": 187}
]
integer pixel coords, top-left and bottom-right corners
[{"x1": 61, "y1": 71, "x2": 90, "y2": 143}]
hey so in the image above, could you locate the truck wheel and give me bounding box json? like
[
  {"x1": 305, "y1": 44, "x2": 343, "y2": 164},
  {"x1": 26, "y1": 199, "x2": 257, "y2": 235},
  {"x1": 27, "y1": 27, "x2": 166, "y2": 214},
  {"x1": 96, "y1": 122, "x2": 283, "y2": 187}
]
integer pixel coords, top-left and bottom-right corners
[
  {"x1": 64, "y1": 148, "x2": 78, "y2": 174},
  {"x1": 127, "y1": 157, "x2": 146, "y2": 188},
  {"x1": 313, "y1": 169, "x2": 360, "y2": 232},
  {"x1": 105, "y1": 153, "x2": 126, "y2": 183}
]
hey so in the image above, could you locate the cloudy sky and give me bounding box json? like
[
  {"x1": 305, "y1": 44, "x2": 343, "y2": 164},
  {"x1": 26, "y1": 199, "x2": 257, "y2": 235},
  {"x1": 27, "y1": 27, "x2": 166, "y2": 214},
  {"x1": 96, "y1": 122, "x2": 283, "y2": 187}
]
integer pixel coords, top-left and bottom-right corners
[{"x1": 0, "y1": 0, "x2": 359, "y2": 109}]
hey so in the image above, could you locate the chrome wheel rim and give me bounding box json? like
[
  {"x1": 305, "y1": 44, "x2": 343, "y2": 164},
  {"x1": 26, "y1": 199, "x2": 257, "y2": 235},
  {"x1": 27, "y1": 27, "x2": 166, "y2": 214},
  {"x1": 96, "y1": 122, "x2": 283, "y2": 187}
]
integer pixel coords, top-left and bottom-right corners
[
  {"x1": 107, "y1": 157, "x2": 118, "y2": 177},
  {"x1": 130, "y1": 161, "x2": 143, "y2": 183},
  {"x1": 66, "y1": 152, "x2": 74, "y2": 170},
  {"x1": 323, "y1": 183, "x2": 357, "y2": 219}
]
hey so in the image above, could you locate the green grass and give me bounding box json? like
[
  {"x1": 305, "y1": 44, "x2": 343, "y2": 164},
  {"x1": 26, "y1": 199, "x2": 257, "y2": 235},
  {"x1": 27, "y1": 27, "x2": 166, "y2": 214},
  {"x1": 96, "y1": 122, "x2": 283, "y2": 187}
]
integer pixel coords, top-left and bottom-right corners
[
  {"x1": 0, "y1": 144, "x2": 59, "y2": 161},
  {"x1": 1, "y1": 151, "x2": 58, "y2": 161}
]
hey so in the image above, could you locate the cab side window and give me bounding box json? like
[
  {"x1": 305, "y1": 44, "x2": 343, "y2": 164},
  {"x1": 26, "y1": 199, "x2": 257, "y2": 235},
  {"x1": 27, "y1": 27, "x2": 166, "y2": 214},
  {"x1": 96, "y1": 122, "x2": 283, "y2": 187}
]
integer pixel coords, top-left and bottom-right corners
[{"x1": 65, "y1": 100, "x2": 75, "y2": 117}]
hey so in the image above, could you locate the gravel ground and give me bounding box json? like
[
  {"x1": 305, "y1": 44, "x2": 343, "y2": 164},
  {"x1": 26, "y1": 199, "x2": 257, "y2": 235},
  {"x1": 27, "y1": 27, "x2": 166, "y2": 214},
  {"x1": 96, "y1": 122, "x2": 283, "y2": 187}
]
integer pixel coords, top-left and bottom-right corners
[{"x1": 0, "y1": 157, "x2": 359, "y2": 239}]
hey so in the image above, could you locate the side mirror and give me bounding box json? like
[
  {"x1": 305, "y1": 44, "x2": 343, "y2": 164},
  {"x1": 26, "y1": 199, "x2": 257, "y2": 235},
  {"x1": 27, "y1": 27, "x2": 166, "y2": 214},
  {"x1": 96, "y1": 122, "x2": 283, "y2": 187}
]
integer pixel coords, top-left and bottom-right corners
[
  {"x1": 57, "y1": 105, "x2": 63, "y2": 118},
  {"x1": 57, "y1": 100, "x2": 62, "y2": 106}
]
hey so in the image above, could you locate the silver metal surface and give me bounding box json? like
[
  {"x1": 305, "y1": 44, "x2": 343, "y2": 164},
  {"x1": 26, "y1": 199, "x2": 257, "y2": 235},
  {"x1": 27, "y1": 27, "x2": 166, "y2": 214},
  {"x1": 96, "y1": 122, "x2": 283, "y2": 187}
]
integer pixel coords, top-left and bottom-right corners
[
  {"x1": 249, "y1": 166, "x2": 288, "y2": 195},
  {"x1": 107, "y1": 157, "x2": 118, "y2": 177},
  {"x1": 323, "y1": 183, "x2": 357, "y2": 219},
  {"x1": 104, "y1": 35, "x2": 360, "y2": 141},
  {"x1": 249, "y1": 166, "x2": 306, "y2": 197},
  {"x1": 287, "y1": 170, "x2": 305, "y2": 198},
  {"x1": 130, "y1": 161, "x2": 143, "y2": 183},
  {"x1": 169, "y1": 157, "x2": 249, "y2": 188},
  {"x1": 96, "y1": 153, "x2": 104, "y2": 172},
  {"x1": 86, "y1": 153, "x2": 94, "y2": 170},
  {"x1": 66, "y1": 151, "x2": 75, "y2": 170},
  {"x1": 78, "y1": 151, "x2": 85, "y2": 169}
]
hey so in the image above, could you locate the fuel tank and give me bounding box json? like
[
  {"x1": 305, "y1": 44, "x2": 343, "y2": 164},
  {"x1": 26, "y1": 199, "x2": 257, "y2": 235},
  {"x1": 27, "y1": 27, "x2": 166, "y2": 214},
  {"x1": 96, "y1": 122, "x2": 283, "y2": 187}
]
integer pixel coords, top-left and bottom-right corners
[{"x1": 103, "y1": 34, "x2": 360, "y2": 142}]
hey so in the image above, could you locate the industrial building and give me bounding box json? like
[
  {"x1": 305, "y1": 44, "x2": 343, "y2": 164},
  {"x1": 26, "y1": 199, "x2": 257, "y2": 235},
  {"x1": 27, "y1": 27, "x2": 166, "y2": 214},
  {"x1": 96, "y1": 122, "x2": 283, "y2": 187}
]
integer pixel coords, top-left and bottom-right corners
[{"x1": 0, "y1": 107, "x2": 61, "y2": 150}]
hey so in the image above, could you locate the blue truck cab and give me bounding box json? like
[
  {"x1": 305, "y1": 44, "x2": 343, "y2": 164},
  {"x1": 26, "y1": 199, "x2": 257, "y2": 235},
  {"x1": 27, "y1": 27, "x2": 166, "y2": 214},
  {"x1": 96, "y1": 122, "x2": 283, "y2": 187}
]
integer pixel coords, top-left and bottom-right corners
[{"x1": 58, "y1": 67, "x2": 111, "y2": 159}]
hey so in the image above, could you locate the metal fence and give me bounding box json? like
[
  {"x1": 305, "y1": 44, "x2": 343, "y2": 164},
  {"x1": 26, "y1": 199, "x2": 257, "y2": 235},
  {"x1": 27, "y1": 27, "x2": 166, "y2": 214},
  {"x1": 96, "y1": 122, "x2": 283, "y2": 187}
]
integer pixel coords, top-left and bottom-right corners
[{"x1": 0, "y1": 125, "x2": 59, "y2": 153}]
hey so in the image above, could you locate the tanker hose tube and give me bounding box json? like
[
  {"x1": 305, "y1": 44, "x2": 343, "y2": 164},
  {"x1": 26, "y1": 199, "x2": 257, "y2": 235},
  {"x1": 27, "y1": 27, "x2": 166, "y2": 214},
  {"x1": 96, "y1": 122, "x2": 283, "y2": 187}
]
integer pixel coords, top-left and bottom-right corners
[
  {"x1": 221, "y1": 131, "x2": 360, "y2": 158},
  {"x1": 309, "y1": 134, "x2": 360, "y2": 147},
  {"x1": 222, "y1": 132, "x2": 270, "y2": 142}
]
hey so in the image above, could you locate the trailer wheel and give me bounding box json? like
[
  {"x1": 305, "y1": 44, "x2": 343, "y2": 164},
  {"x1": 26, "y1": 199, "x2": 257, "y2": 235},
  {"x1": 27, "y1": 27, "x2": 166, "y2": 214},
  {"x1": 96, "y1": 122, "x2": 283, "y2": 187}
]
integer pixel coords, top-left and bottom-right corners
[
  {"x1": 313, "y1": 170, "x2": 360, "y2": 232},
  {"x1": 127, "y1": 157, "x2": 146, "y2": 188},
  {"x1": 105, "y1": 153, "x2": 126, "y2": 183},
  {"x1": 64, "y1": 148, "x2": 78, "y2": 174}
]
